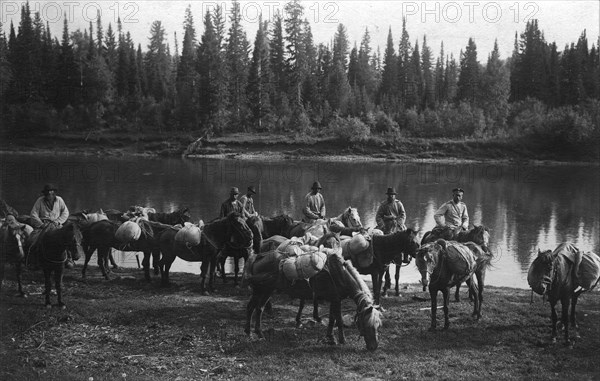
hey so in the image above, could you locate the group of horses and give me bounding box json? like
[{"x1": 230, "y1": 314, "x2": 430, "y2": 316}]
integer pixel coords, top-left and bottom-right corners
[{"x1": 1, "y1": 202, "x2": 598, "y2": 349}]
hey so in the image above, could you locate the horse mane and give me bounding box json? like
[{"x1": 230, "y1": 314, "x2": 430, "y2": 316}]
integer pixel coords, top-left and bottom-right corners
[{"x1": 344, "y1": 260, "x2": 374, "y2": 301}]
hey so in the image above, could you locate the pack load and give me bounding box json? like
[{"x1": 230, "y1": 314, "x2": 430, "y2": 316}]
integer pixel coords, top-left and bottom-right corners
[
  {"x1": 442, "y1": 241, "x2": 476, "y2": 284},
  {"x1": 578, "y1": 251, "x2": 600, "y2": 290},
  {"x1": 341, "y1": 233, "x2": 372, "y2": 268},
  {"x1": 276, "y1": 237, "x2": 304, "y2": 257},
  {"x1": 86, "y1": 212, "x2": 108, "y2": 224},
  {"x1": 175, "y1": 222, "x2": 202, "y2": 246},
  {"x1": 115, "y1": 220, "x2": 142, "y2": 242},
  {"x1": 242, "y1": 250, "x2": 285, "y2": 287},
  {"x1": 281, "y1": 247, "x2": 327, "y2": 281}
]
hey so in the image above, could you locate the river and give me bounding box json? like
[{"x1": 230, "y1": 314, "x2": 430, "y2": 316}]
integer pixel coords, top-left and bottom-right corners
[{"x1": 1, "y1": 153, "x2": 598, "y2": 289}]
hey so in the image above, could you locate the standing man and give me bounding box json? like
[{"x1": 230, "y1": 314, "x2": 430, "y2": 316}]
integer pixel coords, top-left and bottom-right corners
[
  {"x1": 302, "y1": 181, "x2": 326, "y2": 223},
  {"x1": 220, "y1": 187, "x2": 244, "y2": 218},
  {"x1": 376, "y1": 187, "x2": 407, "y2": 234},
  {"x1": 434, "y1": 187, "x2": 469, "y2": 236},
  {"x1": 239, "y1": 186, "x2": 258, "y2": 218}
]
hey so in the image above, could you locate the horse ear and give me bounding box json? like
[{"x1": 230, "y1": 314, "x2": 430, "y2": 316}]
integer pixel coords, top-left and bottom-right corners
[{"x1": 436, "y1": 239, "x2": 447, "y2": 250}]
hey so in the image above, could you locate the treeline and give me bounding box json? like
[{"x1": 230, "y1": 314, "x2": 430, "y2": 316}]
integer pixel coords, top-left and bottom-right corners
[{"x1": 1, "y1": 0, "x2": 599, "y2": 147}]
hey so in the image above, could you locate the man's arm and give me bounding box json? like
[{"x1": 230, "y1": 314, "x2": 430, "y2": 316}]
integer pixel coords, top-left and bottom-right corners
[
  {"x1": 395, "y1": 201, "x2": 406, "y2": 226},
  {"x1": 56, "y1": 197, "x2": 69, "y2": 224},
  {"x1": 30, "y1": 198, "x2": 44, "y2": 226},
  {"x1": 433, "y1": 203, "x2": 447, "y2": 226},
  {"x1": 219, "y1": 202, "x2": 227, "y2": 218},
  {"x1": 302, "y1": 195, "x2": 320, "y2": 220},
  {"x1": 461, "y1": 205, "x2": 469, "y2": 230},
  {"x1": 319, "y1": 194, "x2": 326, "y2": 218}
]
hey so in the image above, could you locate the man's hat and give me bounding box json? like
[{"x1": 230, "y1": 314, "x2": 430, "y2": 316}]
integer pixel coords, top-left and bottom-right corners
[
  {"x1": 452, "y1": 187, "x2": 464, "y2": 194},
  {"x1": 386, "y1": 187, "x2": 397, "y2": 195},
  {"x1": 42, "y1": 183, "x2": 58, "y2": 194},
  {"x1": 230, "y1": 187, "x2": 240, "y2": 195},
  {"x1": 312, "y1": 181, "x2": 322, "y2": 190},
  {"x1": 247, "y1": 186, "x2": 257, "y2": 194}
]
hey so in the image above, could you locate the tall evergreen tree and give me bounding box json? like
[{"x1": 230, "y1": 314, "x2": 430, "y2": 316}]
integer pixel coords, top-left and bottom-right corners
[
  {"x1": 284, "y1": 0, "x2": 306, "y2": 107},
  {"x1": 247, "y1": 16, "x2": 273, "y2": 130},
  {"x1": 421, "y1": 35, "x2": 434, "y2": 108},
  {"x1": 332, "y1": 23, "x2": 349, "y2": 70},
  {"x1": 457, "y1": 38, "x2": 480, "y2": 103},
  {"x1": 177, "y1": 5, "x2": 199, "y2": 129},
  {"x1": 226, "y1": 0, "x2": 250, "y2": 128},
  {"x1": 270, "y1": 12, "x2": 287, "y2": 111},
  {"x1": 480, "y1": 39, "x2": 510, "y2": 129},
  {"x1": 145, "y1": 20, "x2": 169, "y2": 101},
  {"x1": 379, "y1": 27, "x2": 397, "y2": 109}
]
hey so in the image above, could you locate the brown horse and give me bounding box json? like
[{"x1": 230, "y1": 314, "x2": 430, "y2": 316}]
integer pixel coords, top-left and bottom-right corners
[
  {"x1": 528, "y1": 243, "x2": 600, "y2": 345},
  {"x1": 244, "y1": 235, "x2": 382, "y2": 351},
  {"x1": 253, "y1": 214, "x2": 295, "y2": 239},
  {"x1": 216, "y1": 213, "x2": 256, "y2": 287},
  {"x1": 415, "y1": 239, "x2": 492, "y2": 330},
  {"x1": 0, "y1": 215, "x2": 32, "y2": 296},
  {"x1": 159, "y1": 213, "x2": 253, "y2": 293},
  {"x1": 414, "y1": 225, "x2": 491, "y2": 301},
  {"x1": 31, "y1": 221, "x2": 85, "y2": 308}
]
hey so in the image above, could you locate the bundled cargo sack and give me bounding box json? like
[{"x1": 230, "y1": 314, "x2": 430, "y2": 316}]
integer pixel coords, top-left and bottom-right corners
[
  {"x1": 243, "y1": 250, "x2": 286, "y2": 287},
  {"x1": 260, "y1": 235, "x2": 287, "y2": 253},
  {"x1": 577, "y1": 252, "x2": 600, "y2": 290},
  {"x1": 341, "y1": 233, "x2": 372, "y2": 268},
  {"x1": 115, "y1": 220, "x2": 142, "y2": 242},
  {"x1": 276, "y1": 237, "x2": 304, "y2": 257},
  {"x1": 175, "y1": 222, "x2": 202, "y2": 246},
  {"x1": 442, "y1": 241, "x2": 476, "y2": 284},
  {"x1": 281, "y1": 249, "x2": 327, "y2": 280}
]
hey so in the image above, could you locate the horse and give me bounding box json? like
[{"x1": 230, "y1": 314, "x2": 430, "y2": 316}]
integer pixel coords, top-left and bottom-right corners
[
  {"x1": 31, "y1": 221, "x2": 85, "y2": 308},
  {"x1": 159, "y1": 213, "x2": 253, "y2": 293},
  {"x1": 249, "y1": 214, "x2": 295, "y2": 239},
  {"x1": 81, "y1": 219, "x2": 171, "y2": 281},
  {"x1": 148, "y1": 208, "x2": 191, "y2": 226},
  {"x1": 287, "y1": 207, "x2": 363, "y2": 239},
  {"x1": 210, "y1": 212, "x2": 255, "y2": 287},
  {"x1": 352, "y1": 229, "x2": 420, "y2": 308},
  {"x1": 415, "y1": 225, "x2": 491, "y2": 301},
  {"x1": 244, "y1": 234, "x2": 383, "y2": 351},
  {"x1": 0, "y1": 215, "x2": 32, "y2": 296},
  {"x1": 528, "y1": 243, "x2": 600, "y2": 345},
  {"x1": 415, "y1": 239, "x2": 492, "y2": 330}
]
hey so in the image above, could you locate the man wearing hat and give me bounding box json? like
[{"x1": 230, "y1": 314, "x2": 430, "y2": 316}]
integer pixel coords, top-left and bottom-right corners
[
  {"x1": 434, "y1": 187, "x2": 469, "y2": 234},
  {"x1": 302, "y1": 181, "x2": 326, "y2": 223},
  {"x1": 219, "y1": 187, "x2": 244, "y2": 218},
  {"x1": 239, "y1": 186, "x2": 258, "y2": 218},
  {"x1": 30, "y1": 184, "x2": 70, "y2": 229},
  {"x1": 376, "y1": 187, "x2": 407, "y2": 235}
]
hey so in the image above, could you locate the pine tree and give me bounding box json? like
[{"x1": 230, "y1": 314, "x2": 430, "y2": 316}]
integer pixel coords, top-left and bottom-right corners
[
  {"x1": 197, "y1": 10, "x2": 222, "y2": 127},
  {"x1": 145, "y1": 20, "x2": 169, "y2": 101},
  {"x1": 270, "y1": 12, "x2": 287, "y2": 112},
  {"x1": 177, "y1": 5, "x2": 199, "y2": 129},
  {"x1": 56, "y1": 16, "x2": 78, "y2": 109},
  {"x1": 434, "y1": 43, "x2": 445, "y2": 104},
  {"x1": 226, "y1": 0, "x2": 250, "y2": 128},
  {"x1": 397, "y1": 18, "x2": 412, "y2": 107},
  {"x1": 421, "y1": 35, "x2": 434, "y2": 108},
  {"x1": 0, "y1": 20, "x2": 12, "y2": 100},
  {"x1": 457, "y1": 38, "x2": 480, "y2": 103},
  {"x1": 379, "y1": 27, "x2": 397, "y2": 109},
  {"x1": 284, "y1": 0, "x2": 306, "y2": 107},
  {"x1": 247, "y1": 16, "x2": 273, "y2": 130},
  {"x1": 332, "y1": 23, "x2": 349, "y2": 70},
  {"x1": 480, "y1": 39, "x2": 509, "y2": 130}
]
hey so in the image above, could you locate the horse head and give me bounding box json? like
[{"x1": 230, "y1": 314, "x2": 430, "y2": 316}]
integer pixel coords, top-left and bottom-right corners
[
  {"x1": 528, "y1": 249, "x2": 556, "y2": 296},
  {"x1": 342, "y1": 207, "x2": 363, "y2": 228},
  {"x1": 225, "y1": 212, "x2": 254, "y2": 253},
  {"x1": 403, "y1": 228, "x2": 421, "y2": 258},
  {"x1": 415, "y1": 240, "x2": 444, "y2": 291},
  {"x1": 469, "y1": 225, "x2": 490, "y2": 252}
]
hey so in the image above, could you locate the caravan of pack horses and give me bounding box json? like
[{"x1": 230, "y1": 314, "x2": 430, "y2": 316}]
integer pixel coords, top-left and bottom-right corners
[{"x1": 1, "y1": 181, "x2": 599, "y2": 351}]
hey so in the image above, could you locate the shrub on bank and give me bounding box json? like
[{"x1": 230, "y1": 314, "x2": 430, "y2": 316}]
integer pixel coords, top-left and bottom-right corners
[{"x1": 327, "y1": 116, "x2": 371, "y2": 143}]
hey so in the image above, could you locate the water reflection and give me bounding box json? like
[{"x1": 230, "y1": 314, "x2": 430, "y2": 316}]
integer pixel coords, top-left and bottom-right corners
[{"x1": 1, "y1": 154, "x2": 598, "y2": 289}]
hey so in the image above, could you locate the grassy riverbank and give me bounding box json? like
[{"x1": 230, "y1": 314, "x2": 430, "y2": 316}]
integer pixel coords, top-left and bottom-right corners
[
  {"x1": 1, "y1": 131, "x2": 598, "y2": 164},
  {"x1": 1, "y1": 266, "x2": 599, "y2": 380}
]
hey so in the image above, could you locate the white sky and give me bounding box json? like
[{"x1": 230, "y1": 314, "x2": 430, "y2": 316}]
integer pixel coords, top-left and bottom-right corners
[{"x1": 1, "y1": 1, "x2": 599, "y2": 61}]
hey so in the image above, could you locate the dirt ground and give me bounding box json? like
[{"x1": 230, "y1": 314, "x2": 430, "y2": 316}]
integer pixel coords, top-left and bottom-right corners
[{"x1": 1, "y1": 264, "x2": 599, "y2": 381}]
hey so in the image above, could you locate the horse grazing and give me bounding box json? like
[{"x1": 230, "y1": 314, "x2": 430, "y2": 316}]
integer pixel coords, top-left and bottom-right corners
[
  {"x1": 0, "y1": 215, "x2": 32, "y2": 296},
  {"x1": 209, "y1": 212, "x2": 255, "y2": 287},
  {"x1": 81, "y1": 219, "x2": 170, "y2": 281},
  {"x1": 32, "y1": 221, "x2": 85, "y2": 308},
  {"x1": 415, "y1": 239, "x2": 492, "y2": 330},
  {"x1": 159, "y1": 213, "x2": 253, "y2": 293},
  {"x1": 417, "y1": 225, "x2": 491, "y2": 301},
  {"x1": 353, "y1": 229, "x2": 420, "y2": 308},
  {"x1": 245, "y1": 236, "x2": 382, "y2": 351},
  {"x1": 528, "y1": 243, "x2": 600, "y2": 345}
]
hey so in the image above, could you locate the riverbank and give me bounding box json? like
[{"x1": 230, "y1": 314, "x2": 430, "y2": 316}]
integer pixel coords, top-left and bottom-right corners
[
  {"x1": 1, "y1": 131, "x2": 598, "y2": 165},
  {"x1": 1, "y1": 266, "x2": 599, "y2": 380}
]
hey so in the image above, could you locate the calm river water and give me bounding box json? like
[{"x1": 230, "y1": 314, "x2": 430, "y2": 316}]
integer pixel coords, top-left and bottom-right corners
[{"x1": 1, "y1": 153, "x2": 598, "y2": 289}]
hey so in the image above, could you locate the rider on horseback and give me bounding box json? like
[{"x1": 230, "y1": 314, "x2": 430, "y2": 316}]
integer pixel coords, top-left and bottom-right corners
[
  {"x1": 302, "y1": 181, "x2": 326, "y2": 223},
  {"x1": 375, "y1": 187, "x2": 410, "y2": 263},
  {"x1": 239, "y1": 186, "x2": 259, "y2": 219},
  {"x1": 433, "y1": 187, "x2": 469, "y2": 238},
  {"x1": 220, "y1": 187, "x2": 244, "y2": 218}
]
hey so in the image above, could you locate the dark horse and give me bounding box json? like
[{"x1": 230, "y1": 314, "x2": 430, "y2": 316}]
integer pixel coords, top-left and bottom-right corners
[
  {"x1": 244, "y1": 236, "x2": 382, "y2": 351},
  {"x1": 159, "y1": 213, "x2": 254, "y2": 293},
  {"x1": 32, "y1": 222, "x2": 85, "y2": 308},
  {"x1": 414, "y1": 225, "x2": 491, "y2": 301},
  {"x1": 81, "y1": 219, "x2": 171, "y2": 281},
  {"x1": 0, "y1": 216, "x2": 31, "y2": 296},
  {"x1": 251, "y1": 214, "x2": 295, "y2": 239},
  {"x1": 353, "y1": 229, "x2": 420, "y2": 308},
  {"x1": 216, "y1": 213, "x2": 257, "y2": 287},
  {"x1": 415, "y1": 239, "x2": 491, "y2": 330},
  {"x1": 528, "y1": 243, "x2": 600, "y2": 345}
]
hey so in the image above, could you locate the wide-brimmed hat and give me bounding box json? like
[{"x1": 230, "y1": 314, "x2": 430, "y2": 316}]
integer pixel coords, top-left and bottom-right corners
[
  {"x1": 312, "y1": 181, "x2": 322, "y2": 190},
  {"x1": 247, "y1": 186, "x2": 257, "y2": 194},
  {"x1": 42, "y1": 184, "x2": 58, "y2": 194},
  {"x1": 452, "y1": 187, "x2": 465, "y2": 194},
  {"x1": 386, "y1": 187, "x2": 397, "y2": 195},
  {"x1": 230, "y1": 187, "x2": 240, "y2": 195}
]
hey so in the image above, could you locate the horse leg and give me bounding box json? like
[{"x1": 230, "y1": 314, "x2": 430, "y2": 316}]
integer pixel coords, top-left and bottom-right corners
[
  {"x1": 394, "y1": 264, "x2": 400, "y2": 296},
  {"x1": 108, "y1": 250, "x2": 119, "y2": 269},
  {"x1": 334, "y1": 301, "x2": 345, "y2": 345},
  {"x1": 550, "y1": 298, "x2": 559, "y2": 343},
  {"x1": 254, "y1": 289, "x2": 273, "y2": 338},
  {"x1": 468, "y1": 279, "x2": 480, "y2": 319},
  {"x1": 382, "y1": 268, "x2": 390, "y2": 297},
  {"x1": 295, "y1": 299, "x2": 305, "y2": 328},
  {"x1": 97, "y1": 247, "x2": 110, "y2": 280},
  {"x1": 55, "y1": 266, "x2": 65, "y2": 309},
  {"x1": 475, "y1": 271, "x2": 486, "y2": 320},
  {"x1": 454, "y1": 283, "x2": 461, "y2": 302},
  {"x1": 219, "y1": 256, "x2": 228, "y2": 283},
  {"x1": 159, "y1": 255, "x2": 174, "y2": 287},
  {"x1": 312, "y1": 297, "x2": 321, "y2": 323},
  {"x1": 442, "y1": 287, "x2": 451, "y2": 330},
  {"x1": 152, "y1": 248, "x2": 160, "y2": 276},
  {"x1": 208, "y1": 257, "x2": 217, "y2": 292},
  {"x1": 233, "y1": 257, "x2": 240, "y2": 287},
  {"x1": 141, "y1": 251, "x2": 151, "y2": 282},
  {"x1": 199, "y1": 260, "x2": 209, "y2": 295},
  {"x1": 16, "y1": 262, "x2": 26, "y2": 297},
  {"x1": 82, "y1": 244, "x2": 95, "y2": 279},
  {"x1": 570, "y1": 291, "x2": 582, "y2": 340},
  {"x1": 561, "y1": 296, "x2": 570, "y2": 345},
  {"x1": 43, "y1": 267, "x2": 52, "y2": 308},
  {"x1": 372, "y1": 272, "x2": 382, "y2": 308},
  {"x1": 429, "y1": 288, "x2": 438, "y2": 331},
  {"x1": 326, "y1": 302, "x2": 337, "y2": 345}
]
